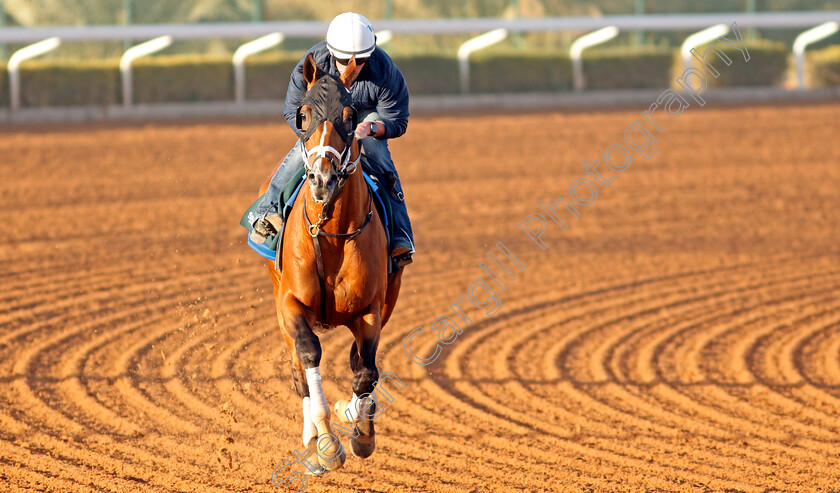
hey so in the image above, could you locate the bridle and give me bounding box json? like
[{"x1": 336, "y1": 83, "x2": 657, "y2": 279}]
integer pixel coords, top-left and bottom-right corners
[
  {"x1": 301, "y1": 125, "x2": 371, "y2": 240},
  {"x1": 301, "y1": 121, "x2": 361, "y2": 193}
]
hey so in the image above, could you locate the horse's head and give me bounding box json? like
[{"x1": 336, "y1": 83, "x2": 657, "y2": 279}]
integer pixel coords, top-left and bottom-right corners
[{"x1": 296, "y1": 53, "x2": 361, "y2": 205}]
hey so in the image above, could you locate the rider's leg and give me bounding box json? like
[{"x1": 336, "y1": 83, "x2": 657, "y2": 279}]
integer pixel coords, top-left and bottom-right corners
[
  {"x1": 358, "y1": 112, "x2": 415, "y2": 262},
  {"x1": 251, "y1": 141, "x2": 306, "y2": 243}
]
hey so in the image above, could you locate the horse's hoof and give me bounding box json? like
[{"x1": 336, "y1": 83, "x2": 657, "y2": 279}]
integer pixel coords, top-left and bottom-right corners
[
  {"x1": 334, "y1": 400, "x2": 352, "y2": 423},
  {"x1": 303, "y1": 436, "x2": 327, "y2": 476},
  {"x1": 350, "y1": 434, "x2": 375, "y2": 458},
  {"x1": 350, "y1": 398, "x2": 375, "y2": 458},
  {"x1": 315, "y1": 433, "x2": 346, "y2": 471},
  {"x1": 305, "y1": 465, "x2": 327, "y2": 476}
]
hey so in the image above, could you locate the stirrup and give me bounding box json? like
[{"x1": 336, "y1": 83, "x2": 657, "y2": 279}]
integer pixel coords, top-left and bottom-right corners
[
  {"x1": 393, "y1": 251, "x2": 413, "y2": 267},
  {"x1": 250, "y1": 213, "x2": 282, "y2": 245},
  {"x1": 391, "y1": 246, "x2": 411, "y2": 257},
  {"x1": 265, "y1": 212, "x2": 284, "y2": 231}
]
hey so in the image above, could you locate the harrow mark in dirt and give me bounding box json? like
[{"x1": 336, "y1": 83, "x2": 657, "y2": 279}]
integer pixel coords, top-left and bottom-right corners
[{"x1": 0, "y1": 103, "x2": 839, "y2": 492}]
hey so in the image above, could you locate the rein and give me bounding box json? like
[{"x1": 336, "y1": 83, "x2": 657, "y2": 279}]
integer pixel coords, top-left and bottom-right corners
[
  {"x1": 302, "y1": 159, "x2": 373, "y2": 322},
  {"x1": 303, "y1": 192, "x2": 373, "y2": 240}
]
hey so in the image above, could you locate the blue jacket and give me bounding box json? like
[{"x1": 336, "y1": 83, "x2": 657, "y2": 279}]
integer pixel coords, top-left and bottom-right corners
[{"x1": 284, "y1": 41, "x2": 410, "y2": 141}]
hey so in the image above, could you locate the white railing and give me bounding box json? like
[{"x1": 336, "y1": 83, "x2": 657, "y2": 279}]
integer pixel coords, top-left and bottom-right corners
[
  {"x1": 8, "y1": 37, "x2": 60, "y2": 111},
  {"x1": 457, "y1": 28, "x2": 508, "y2": 94},
  {"x1": 681, "y1": 24, "x2": 730, "y2": 73},
  {"x1": 232, "y1": 32, "x2": 283, "y2": 104},
  {"x1": 793, "y1": 21, "x2": 840, "y2": 89},
  {"x1": 0, "y1": 13, "x2": 839, "y2": 43},
  {"x1": 376, "y1": 30, "x2": 393, "y2": 46},
  {"x1": 120, "y1": 35, "x2": 172, "y2": 107},
  {"x1": 570, "y1": 26, "x2": 619, "y2": 90},
  {"x1": 3, "y1": 12, "x2": 840, "y2": 112}
]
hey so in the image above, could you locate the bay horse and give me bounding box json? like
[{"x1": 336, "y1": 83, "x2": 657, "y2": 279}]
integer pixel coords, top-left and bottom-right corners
[{"x1": 259, "y1": 54, "x2": 403, "y2": 474}]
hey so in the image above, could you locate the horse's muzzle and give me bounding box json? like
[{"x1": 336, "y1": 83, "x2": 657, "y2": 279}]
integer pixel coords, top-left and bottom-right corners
[{"x1": 309, "y1": 169, "x2": 338, "y2": 204}]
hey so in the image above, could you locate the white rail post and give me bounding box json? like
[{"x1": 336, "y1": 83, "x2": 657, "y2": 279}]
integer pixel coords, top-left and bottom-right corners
[
  {"x1": 457, "y1": 28, "x2": 508, "y2": 94},
  {"x1": 681, "y1": 24, "x2": 729, "y2": 73},
  {"x1": 570, "y1": 26, "x2": 619, "y2": 90},
  {"x1": 120, "y1": 35, "x2": 172, "y2": 107},
  {"x1": 8, "y1": 37, "x2": 61, "y2": 112},
  {"x1": 793, "y1": 21, "x2": 840, "y2": 89},
  {"x1": 233, "y1": 32, "x2": 283, "y2": 104},
  {"x1": 376, "y1": 30, "x2": 393, "y2": 46}
]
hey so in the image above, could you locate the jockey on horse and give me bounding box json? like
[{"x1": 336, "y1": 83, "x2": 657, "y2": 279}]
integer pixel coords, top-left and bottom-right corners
[{"x1": 250, "y1": 12, "x2": 415, "y2": 268}]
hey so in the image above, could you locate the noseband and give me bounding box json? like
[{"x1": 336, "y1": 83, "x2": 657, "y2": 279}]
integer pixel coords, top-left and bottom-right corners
[{"x1": 301, "y1": 121, "x2": 361, "y2": 189}]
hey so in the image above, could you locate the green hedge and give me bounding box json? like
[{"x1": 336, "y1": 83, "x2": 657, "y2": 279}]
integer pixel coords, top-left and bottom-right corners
[
  {"x1": 392, "y1": 54, "x2": 460, "y2": 95},
  {"x1": 0, "y1": 44, "x2": 792, "y2": 109},
  {"x1": 582, "y1": 46, "x2": 673, "y2": 89},
  {"x1": 676, "y1": 40, "x2": 788, "y2": 87},
  {"x1": 0, "y1": 63, "x2": 7, "y2": 107},
  {"x1": 133, "y1": 52, "x2": 304, "y2": 103},
  {"x1": 133, "y1": 54, "x2": 231, "y2": 103},
  {"x1": 9, "y1": 59, "x2": 120, "y2": 107},
  {"x1": 242, "y1": 53, "x2": 302, "y2": 100},
  {"x1": 809, "y1": 45, "x2": 840, "y2": 87},
  {"x1": 470, "y1": 49, "x2": 573, "y2": 93}
]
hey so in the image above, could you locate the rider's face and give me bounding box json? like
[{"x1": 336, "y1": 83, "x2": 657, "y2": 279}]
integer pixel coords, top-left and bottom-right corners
[{"x1": 335, "y1": 59, "x2": 365, "y2": 80}]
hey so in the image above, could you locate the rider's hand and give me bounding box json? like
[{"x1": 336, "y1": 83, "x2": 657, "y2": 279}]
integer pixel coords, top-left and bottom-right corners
[
  {"x1": 355, "y1": 122, "x2": 372, "y2": 140},
  {"x1": 354, "y1": 121, "x2": 384, "y2": 140}
]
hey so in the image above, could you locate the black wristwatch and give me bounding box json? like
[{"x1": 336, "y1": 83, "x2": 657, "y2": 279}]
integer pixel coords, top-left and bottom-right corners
[{"x1": 370, "y1": 122, "x2": 379, "y2": 136}]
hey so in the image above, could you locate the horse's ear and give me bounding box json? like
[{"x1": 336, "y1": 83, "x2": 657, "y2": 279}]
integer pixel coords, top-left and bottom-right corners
[
  {"x1": 303, "y1": 53, "x2": 319, "y2": 89},
  {"x1": 339, "y1": 56, "x2": 357, "y2": 89}
]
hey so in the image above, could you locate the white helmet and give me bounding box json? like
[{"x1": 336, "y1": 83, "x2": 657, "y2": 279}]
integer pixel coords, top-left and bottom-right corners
[{"x1": 326, "y1": 12, "x2": 376, "y2": 60}]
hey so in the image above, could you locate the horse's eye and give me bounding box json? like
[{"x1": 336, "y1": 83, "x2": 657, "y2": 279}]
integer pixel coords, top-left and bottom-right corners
[
  {"x1": 299, "y1": 106, "x2": 312, "y2": 131},
  {"x1": 342, "y1": 107, "x2": 355, "y2": 132}
]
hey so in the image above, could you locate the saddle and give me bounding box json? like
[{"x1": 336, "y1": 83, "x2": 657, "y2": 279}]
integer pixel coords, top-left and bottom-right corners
[{"x1": 240, "y1": 154, "x2": 402, "y2": 272}]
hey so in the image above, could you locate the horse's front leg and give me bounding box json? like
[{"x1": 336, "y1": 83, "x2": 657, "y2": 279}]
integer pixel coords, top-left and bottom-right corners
[
  {"x1": 282, "y1": 295, "x2": 346, "y2": 471},
  {"x1": 336, "y1": 307, "x2": 382, "y2": 458}
]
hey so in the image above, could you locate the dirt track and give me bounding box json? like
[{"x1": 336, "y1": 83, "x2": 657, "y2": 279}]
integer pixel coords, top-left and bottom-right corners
[{"x1": 1, "y1": 102, "x2": 839, "y2": 492}]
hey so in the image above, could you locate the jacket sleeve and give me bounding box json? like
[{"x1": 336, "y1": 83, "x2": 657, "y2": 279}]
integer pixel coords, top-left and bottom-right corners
[
  {"x1": 284, "y1": 55, "x2": 309, "y2": 138},
  {"x1": 375, "y1": 58, "x2": 410, "y2": 140}
]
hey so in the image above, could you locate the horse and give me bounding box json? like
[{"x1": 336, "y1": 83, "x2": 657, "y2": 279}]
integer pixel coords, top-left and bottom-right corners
[{"x1": 258, "y1": 54, "x2": 403, "y2": 474}]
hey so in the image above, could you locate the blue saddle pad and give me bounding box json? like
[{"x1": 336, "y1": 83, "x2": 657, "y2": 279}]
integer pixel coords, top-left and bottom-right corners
[{"x1": 245, "y1": 171, "x2": 388, "y2": 263}]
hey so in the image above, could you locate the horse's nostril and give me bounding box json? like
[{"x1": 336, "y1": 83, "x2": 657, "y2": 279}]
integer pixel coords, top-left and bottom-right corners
[{"x1": 307, "y1": 173, "x2": 315, "y2": 181}]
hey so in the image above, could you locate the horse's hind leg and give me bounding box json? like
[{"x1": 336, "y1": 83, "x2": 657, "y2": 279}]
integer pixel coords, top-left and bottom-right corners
[
  {"x1": 337, "y1": 308, "x2": 381, "y2": 458},
  {"x1": 283, "y1": 296, "x2": 346, "y2": 471}
]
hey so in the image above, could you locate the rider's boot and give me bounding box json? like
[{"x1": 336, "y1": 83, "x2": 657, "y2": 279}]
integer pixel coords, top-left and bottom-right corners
[
  {"x1": 249, "y1": 213, "x2": 285, "y2": 244},
  {"x1": 391, "y1": 241, "x2": 413, "y2": 267}
]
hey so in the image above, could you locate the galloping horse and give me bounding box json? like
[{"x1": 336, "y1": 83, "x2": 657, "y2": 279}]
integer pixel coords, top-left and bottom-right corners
[{"x1": 259, "y1": 54, "x2": 403, "y2": 473}]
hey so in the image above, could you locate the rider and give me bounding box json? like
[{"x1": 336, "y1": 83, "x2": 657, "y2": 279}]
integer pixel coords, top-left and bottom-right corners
[{"x1": 251, "y1": 11, "x2": 415, "y2": 266}]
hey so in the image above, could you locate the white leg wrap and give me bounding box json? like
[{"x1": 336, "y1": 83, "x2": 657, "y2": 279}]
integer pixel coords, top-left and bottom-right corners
[
  {"x1": 301, "y1": 397, "x2": 317, "y2": 444},
  {"x1": 345, "y1": 393, "x2": 361, "y2": 422},
  {"x1": 346, "y1": 390, "x2": 380, "y2": 423},
  {"x1": 305, "y1": 367, "x2": 330, "y2": 424}
]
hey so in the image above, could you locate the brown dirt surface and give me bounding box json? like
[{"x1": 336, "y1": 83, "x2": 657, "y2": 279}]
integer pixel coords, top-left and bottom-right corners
[{"x1": 1, "y1": 102, "x2": 839, "y2": 492}]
